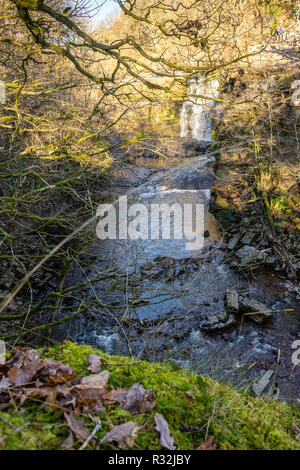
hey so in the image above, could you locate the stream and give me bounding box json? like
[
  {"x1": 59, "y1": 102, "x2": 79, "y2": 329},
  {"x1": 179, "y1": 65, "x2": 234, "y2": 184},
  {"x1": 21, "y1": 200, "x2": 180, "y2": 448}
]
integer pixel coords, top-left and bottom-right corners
[{"x1": 55, "y1": 78, "x2": 300, "y2": 404}]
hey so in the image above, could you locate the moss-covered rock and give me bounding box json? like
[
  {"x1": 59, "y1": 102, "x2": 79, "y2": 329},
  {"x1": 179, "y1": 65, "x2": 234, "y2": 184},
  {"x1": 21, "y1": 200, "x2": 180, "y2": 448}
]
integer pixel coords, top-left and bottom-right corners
[{"x1": 0, "y1": 341, "x2": 299, "y2": 450}]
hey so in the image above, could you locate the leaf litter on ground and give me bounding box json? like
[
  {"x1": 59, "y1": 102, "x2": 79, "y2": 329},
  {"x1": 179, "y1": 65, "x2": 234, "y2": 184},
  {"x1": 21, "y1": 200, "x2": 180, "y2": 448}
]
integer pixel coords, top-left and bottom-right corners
[
  {"x1": 0, "y1": 347, "x2": 163, "y2": 449},
  {"x1": 99, "y1": 422, "x2": 139, "y2": 449},
  {"x1": 154, "y1": 413, "x2": 176, "y2": 450},
  {"x1": 64, "y1": 412, "x2": 90, "y2": 441},
  {"x1": 87, "y1": 353, "x2": 102, "y2": 373},
  {"x1": 122, "y1": 382, "x2": 156, "y2": 413},
  {"x1": 197, "y1": 435, "x2": 216, "y2": 450},
  {"x1": 1, "y1": 348, "x2": 220, "y2": 450}
]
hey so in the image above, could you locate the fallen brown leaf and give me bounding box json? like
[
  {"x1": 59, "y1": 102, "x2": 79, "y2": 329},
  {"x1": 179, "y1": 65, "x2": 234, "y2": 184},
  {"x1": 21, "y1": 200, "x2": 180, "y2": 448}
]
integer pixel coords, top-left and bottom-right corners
[
  {"x1": 291, "y1": 423, "x2": 300, "y2": 441},
  {"x1": 81, "y1": 370, "x2": 109, "y2": 388},
  {"x1": 54, "y1": 385, "x2": 77, "y2": 408},
  {"x1": 72, "y1": 383, "x2": 106, "y2": 409},
  {"x1": 100, "y1": 422, "x2": 138, "y2": 449},
  {"x1": 139, "y1": 389, "x2": 156, "y2": 413},
  {"x1": 8, "y1": 366, "x2": 34, "y2": 387},
  {"x1": 40, "y1": 359, "x2": 75, "y2": 385},
  {"x1": 64, "y1": 412, "x2": 90, "y2": 441},
  {"x1": 0, "y1": 348, "x2": 110, "y2": 412},
  {"x1": 19, "y1": 384, "x2": 76, "y2": 408},
  {"x1": 20, "y1": 387, "x2": 57, "y2": 406},
  {"x1": 122, "y1": 382, "x2": 156, "y2": 413},
  {"x1": 6, "y1": 348, "x2": 39, "y2": 369},
  {"x1": 3, "y1": 348, "x2": 75, "y2": 386},
  {"x1": 197, "y1": 435, "x2": 216, "y2": 450},
  {"x1": 87, "y1": 353, "x2": 102, "y2": 374},
  {"x1": 62, "y1": 432, "x2": 74, "y2": 449},
  {"x1": 154, "y1": 413, "x2": 176, "y2": 450},
  {"x1": 69, "y1": 370, "x2": 110, "y2": 409},
  {"x1": 0, "y1": 348, "x2": 155, "y2": 419},
  {"x1": 7, "y1": 349, "x2": 43, "y2": 386},
  {"x1": 103, "y1": 388, "x2": 129, "y2": 405}
]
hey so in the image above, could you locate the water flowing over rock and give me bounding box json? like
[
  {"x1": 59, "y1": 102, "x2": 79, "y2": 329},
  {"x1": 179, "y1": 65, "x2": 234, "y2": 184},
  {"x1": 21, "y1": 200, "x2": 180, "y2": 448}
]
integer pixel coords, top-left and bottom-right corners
[{"x1": 180, "y1": 77, "x2": 219, "y2": 142}]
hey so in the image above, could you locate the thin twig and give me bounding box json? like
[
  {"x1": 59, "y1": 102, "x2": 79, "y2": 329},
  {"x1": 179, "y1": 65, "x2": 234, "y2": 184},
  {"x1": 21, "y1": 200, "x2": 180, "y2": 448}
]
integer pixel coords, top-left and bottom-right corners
[{"x1": 79, "y1": 419, "x2": 101, "y2": 451}]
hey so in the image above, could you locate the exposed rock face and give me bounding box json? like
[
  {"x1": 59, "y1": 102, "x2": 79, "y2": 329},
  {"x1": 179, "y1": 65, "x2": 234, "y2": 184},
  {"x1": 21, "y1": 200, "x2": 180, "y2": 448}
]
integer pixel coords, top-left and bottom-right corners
[
  {"x1": 235, "y1": 245, "x2": 266, "y2": 267},
  {"x1": 224, "y1": 288, "x2": 239, "y2": 314},
  {"x1": 239, "y1": 295, "x2": 273, "y2": 324}
]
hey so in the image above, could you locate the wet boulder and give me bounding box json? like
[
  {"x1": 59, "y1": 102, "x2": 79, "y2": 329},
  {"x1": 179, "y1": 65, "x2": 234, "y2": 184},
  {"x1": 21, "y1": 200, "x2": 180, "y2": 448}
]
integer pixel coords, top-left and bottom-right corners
[
  {"x1": 200, "y1": 310, "x2": 236, "y2": 332},
  {"x1": 223, "y1": 288, "x2": 273, "y2": 325},
  {"x1": 240, "y1": 231, "x2": 256, "y2": 245},
  {"x1": 239, "y1": 295, "x2": 273, "y2": 324},
  {"x1": 252, "y1": 370, "x2": 274, "y2": 396},
  {"x1": 235, "y1": 245, "x2": 266, "y2": 267}
]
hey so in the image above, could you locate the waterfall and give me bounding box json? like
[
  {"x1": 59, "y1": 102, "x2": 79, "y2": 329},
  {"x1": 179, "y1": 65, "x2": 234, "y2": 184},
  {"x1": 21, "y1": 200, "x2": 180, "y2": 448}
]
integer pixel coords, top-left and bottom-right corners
[{"x1": 180, "y1": 77, "x2": 219, "y2": 142}]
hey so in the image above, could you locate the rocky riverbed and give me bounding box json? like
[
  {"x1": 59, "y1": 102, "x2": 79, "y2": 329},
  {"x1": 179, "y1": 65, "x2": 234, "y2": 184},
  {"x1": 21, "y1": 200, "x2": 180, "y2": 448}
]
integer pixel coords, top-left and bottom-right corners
[{"x1": 52, "y1": 139, "x2": 300, "y2": 404}]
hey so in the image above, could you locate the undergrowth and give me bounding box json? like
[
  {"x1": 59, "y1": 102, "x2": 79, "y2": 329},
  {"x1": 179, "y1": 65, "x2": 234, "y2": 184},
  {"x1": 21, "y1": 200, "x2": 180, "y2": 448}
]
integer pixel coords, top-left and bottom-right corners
[
  {"x1": 214, "y1": 66, "x2": 299, "y2": 231},
  {"x1": 0, "y1": 146, "x2": 116, "y2": 344}
]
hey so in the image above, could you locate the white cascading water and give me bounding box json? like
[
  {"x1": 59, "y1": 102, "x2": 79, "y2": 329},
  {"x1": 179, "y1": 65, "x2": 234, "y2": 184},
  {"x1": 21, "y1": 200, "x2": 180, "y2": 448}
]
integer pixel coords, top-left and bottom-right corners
[{"x1": 180, "y1": 77, "x2": 219, "y2": 141}]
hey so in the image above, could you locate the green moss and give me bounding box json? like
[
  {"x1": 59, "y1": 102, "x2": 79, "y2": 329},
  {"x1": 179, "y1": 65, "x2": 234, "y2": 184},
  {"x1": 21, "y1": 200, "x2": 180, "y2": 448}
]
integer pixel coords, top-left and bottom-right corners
[
  {"x1": 0, "y1": 409, "x2": 63, "y2": 450},
  {"x1": 0, "y1": 341, "x2": 299, "y2": 450},
  {"x1": 215, "y1": 195, "x2": 231, "y2": 210}
]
